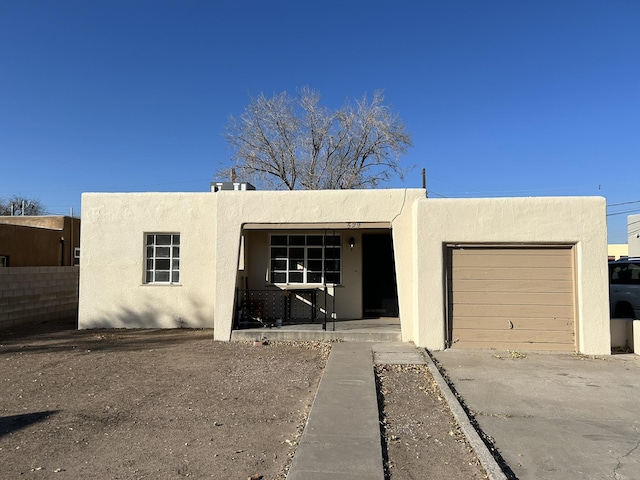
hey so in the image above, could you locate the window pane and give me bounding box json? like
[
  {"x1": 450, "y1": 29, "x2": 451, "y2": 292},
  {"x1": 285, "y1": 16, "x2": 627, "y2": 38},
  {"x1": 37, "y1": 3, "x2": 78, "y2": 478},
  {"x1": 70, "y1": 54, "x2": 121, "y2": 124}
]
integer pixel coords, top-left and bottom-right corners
[
  {"x1": 156, "y1": 247, "x2": 170, "y2": 258},
  {"x1": 272, "y1": 272, "x2": 286, "y2": 283},
  {"x1": 271, "y1": 235, "x2": 287, "y2": 246},
  {"x1": 289, "y1": 235, "x2": 305, "y2": 245},
  {"x1": 324, "y1": 246, "x2": 340, "y2": 258},
  {"x1": 146, "y1": 246, "x2": 154, "y2": 258},
  {"x1": 307, "y1": 272, "x2": 322, "y2": 283},
  {"x1": 146, "y1": 259, "x2": 154, "y2": 270},
  {"x1": 325, "y1": 259, "x2": 340, "y2": 271},
  {"x1": 307, "y1": 248, "x2": 322, "y2": 259},
  {"x1": 171, "y1": 271, "x2": 180, "y2": 283},
  {"x1": 146, "y1": 271, "x2": 153, "y2": 283},
  {"x1": 271, "y1": 247, "x2": 287, "y2": 258},
  {"x1": 172, "y1": 246, "x2": 180, "y2": 258},
  {"x1": 290, "y1": 248, "x2": 304, "y2": 259},
  {"x1": 271, "y1": 259, "x2": 287, "y2": 270},
  {"x1": 156, "y1": 259, "x2": 170, "y2": 270},
  {"x1": 146, "y1": 235, "x2": 154, "y2": 245},
  {"x1": 307, "y1": 236, "x2": 323, "y2": 246},
  {"x1": 325, "y1": 272, "x2": 340, "y2": 284},
  {"x1": 156, "y1": 271, "x2": 170, "y2": 282},
  {"x1": 324, "y1": 235, "x2": 340, "y2": 246},
  {"x1": 157, "y1": 235, "x2": 172, "y2": 245},
  {"x1": 308, "y1": 260, "x2": 322, "y2": 272},
  {"x1": 172, "y1": 259, "x2": 180, "y2": 269},
  {"x1": 289, "y1": 271, "x2": 303, "y2": 283},
  {"x1": 172, "y1": 235, "x2": 180, "y2": 245}
]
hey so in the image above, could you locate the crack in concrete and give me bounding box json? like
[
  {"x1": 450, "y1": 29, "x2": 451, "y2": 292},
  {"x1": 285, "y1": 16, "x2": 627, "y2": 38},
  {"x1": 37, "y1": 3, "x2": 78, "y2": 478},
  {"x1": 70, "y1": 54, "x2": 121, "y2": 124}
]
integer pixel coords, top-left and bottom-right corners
[{"x1": 613, "y1": 426, "x2": 640, "y2": 480}]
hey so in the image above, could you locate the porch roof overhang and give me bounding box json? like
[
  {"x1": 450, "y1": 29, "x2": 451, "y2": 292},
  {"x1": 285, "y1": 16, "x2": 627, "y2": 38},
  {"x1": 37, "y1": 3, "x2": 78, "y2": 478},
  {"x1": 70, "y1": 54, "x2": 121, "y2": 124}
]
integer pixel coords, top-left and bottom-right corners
[{"x1": 241, "y1": 222, "x2": 392, "y2": 230}]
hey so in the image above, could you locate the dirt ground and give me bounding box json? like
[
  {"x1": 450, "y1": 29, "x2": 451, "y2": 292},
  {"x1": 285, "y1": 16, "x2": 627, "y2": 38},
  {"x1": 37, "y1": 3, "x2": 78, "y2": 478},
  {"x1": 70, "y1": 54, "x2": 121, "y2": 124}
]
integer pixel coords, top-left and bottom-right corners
[
  {"x1": 1, "y1": 320, "x2": 488, "y2": 479},
  {"x1": 376, "y1": 364, "x2": 487, "y2": 480}
]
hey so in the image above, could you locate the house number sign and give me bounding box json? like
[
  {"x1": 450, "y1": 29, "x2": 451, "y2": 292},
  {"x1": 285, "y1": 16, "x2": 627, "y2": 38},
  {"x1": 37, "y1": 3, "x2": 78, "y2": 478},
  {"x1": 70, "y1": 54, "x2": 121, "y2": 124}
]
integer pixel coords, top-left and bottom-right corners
[{"x1": 347, "y1": 222, "x2": 361, "y2": 229}]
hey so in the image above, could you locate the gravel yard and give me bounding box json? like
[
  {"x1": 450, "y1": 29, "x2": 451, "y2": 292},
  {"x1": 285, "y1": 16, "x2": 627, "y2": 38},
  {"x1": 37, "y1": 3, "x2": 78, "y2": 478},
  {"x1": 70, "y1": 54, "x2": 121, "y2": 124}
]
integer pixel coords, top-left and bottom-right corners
[{"x1": 1, "y1": 321, "x2": 487, "y2": 479}]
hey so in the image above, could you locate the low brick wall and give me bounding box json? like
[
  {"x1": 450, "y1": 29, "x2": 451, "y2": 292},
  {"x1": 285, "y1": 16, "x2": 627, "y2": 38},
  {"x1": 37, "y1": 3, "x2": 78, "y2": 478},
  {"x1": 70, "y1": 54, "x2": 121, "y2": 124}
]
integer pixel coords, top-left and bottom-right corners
[{"x1": 0, "y1": 266, "x2": 79, "y2": 330}]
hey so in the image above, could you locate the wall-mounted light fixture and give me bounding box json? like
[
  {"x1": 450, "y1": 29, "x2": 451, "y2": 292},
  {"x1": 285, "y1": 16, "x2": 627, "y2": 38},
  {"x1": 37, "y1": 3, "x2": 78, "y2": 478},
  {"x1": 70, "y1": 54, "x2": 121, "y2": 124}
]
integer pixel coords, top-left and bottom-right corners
[{"x1": 349, "y1": 237, "x2": 356, "y2": 250}]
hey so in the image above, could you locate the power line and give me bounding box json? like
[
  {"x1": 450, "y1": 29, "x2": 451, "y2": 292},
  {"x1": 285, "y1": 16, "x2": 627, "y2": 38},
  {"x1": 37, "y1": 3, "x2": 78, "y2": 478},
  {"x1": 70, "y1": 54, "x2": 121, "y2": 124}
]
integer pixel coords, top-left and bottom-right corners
[
  {"x1": 607, "y1": 208, "x2": 640, "y2": 217},
  {"x1": 607, "y1": 199, "x2": 640, "y2": 208},
  {"x1": 426, "y1": 190, "x2": 448, "y2": 198}
]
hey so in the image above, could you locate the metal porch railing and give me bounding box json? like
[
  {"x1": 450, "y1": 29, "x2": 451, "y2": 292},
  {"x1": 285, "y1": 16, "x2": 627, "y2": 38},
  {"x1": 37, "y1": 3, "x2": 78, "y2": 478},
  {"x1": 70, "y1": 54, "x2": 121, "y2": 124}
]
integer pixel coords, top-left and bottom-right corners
[{"x1": 234, "y1": 288, "x2": 336, "y2": 330}]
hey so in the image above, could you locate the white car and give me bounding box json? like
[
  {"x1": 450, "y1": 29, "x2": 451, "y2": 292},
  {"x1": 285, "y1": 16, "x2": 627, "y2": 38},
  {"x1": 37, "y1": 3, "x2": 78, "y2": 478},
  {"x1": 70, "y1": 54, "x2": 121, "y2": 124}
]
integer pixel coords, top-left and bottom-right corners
[{"x1": 609, "y1": 258, "x2": 640, "y2": 319}]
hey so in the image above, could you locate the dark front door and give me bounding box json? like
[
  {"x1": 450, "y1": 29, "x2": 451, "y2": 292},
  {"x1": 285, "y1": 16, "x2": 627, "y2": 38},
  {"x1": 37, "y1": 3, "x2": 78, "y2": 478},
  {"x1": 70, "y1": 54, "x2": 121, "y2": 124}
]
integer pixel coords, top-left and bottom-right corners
[{"x1": 362, "y1": 233, "x2": 399, "y2": 317}]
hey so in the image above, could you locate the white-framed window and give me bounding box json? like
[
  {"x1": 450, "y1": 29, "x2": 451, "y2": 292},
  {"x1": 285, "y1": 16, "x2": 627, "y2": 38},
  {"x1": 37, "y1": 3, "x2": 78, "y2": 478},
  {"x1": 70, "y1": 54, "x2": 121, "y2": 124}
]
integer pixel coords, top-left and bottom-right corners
[
  {"x1": 270, "y1": 234, "x2": 341, "y2": 285},
  {"x1": 145, "y1": 233, "x2": 180, "y2": 284},
  {"x1": 74, "y1": 247, "x2": 80, "y2": 266},
  {"x1": 0, "y1": 255, "x2": 7, "y2": 267}
]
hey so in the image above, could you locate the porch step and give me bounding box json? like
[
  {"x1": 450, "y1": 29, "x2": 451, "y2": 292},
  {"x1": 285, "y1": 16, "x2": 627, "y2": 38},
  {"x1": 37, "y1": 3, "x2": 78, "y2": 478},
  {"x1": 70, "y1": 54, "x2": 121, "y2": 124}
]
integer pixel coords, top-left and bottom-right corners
[{"x1": 230, "y1": 329, "x2": 401, "y2": 343}]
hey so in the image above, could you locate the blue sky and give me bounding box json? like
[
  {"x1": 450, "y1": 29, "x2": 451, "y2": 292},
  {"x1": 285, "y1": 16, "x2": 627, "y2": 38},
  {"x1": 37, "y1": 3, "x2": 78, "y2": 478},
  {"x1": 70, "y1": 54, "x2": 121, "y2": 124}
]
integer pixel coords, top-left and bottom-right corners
[{"x1": 1, "y1": 0, "x2": 638, "y2": 242}]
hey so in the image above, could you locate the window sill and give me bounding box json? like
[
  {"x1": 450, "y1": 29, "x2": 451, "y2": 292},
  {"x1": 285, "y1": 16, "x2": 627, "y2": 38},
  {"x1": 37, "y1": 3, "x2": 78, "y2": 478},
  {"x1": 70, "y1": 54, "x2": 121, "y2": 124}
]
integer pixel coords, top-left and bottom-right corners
[{"x1": 271, "y1": 284, "x2": 342, "y2": 289}]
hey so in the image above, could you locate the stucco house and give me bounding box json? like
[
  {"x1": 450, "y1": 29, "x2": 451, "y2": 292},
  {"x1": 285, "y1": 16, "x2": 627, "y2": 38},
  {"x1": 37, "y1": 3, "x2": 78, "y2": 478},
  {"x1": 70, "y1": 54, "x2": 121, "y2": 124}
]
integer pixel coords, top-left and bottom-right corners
[{"x1": 78, "y1": 188, "x2": 610, "y2": 354}]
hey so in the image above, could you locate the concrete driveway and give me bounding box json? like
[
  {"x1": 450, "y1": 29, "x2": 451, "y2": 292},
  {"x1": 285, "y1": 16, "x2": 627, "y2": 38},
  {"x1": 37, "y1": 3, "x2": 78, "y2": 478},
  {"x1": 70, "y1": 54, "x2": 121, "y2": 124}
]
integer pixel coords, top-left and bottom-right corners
[{"x1": 431, "y1": 350, "x2": 640, "y2": 480}]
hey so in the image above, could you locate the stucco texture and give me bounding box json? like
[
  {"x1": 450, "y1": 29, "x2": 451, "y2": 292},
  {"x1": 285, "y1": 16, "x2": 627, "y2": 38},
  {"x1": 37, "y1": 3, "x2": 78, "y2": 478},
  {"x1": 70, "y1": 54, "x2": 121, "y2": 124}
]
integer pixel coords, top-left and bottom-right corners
[{"x1": 78, "y1": 193, "x2": 216, "y2": 329}]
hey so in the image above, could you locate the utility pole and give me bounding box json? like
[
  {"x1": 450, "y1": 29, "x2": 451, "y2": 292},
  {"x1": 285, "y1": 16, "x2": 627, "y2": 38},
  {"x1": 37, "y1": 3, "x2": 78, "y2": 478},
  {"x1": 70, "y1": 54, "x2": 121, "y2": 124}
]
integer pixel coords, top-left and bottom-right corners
[{"x1": 422, "y1": 168, "x2": 428, "y2": 198}]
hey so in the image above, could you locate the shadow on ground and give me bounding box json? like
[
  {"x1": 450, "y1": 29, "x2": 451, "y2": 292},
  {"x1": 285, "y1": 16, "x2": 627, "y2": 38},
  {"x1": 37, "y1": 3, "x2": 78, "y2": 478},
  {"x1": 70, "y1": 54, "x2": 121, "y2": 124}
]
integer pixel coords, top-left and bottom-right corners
[
  {"x1": 0, "y1": 317, "x2": 213, "y2": 355},
  {"x1": 0, "y1": 411, "x2": 60, "y2": 438}
]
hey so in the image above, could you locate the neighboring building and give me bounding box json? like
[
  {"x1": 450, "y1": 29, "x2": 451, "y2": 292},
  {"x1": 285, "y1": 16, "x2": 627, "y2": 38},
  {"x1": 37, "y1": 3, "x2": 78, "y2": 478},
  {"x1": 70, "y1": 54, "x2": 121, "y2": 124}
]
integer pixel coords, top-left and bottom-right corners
[
  {"x1": 78, "y1": 189, "x2": 610, "y2": 355},
  {"x1": 629, "y1": 214, "x2": 640, "y2": 258},
  {"x1": 608, "y1": 244, "x2": 629, "y2": 261},
  {"x1": 0, "y1": 216, "x2": 80, "y2": 267}
]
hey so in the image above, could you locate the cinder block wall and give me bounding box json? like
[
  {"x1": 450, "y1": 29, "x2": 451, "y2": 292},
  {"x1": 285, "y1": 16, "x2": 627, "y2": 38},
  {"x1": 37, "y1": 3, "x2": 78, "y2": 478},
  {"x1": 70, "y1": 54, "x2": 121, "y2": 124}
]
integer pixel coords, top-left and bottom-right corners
[{"x1": 0, "y1": 267, "x2": 79, "y2": 330}]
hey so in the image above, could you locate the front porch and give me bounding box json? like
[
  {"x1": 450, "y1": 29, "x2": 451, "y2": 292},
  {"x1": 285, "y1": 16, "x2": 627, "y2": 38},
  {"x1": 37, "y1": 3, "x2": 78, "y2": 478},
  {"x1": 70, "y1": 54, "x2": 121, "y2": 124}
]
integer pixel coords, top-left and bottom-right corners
[
  {"x1": 230, "y1": 317, "x2": 401, "y2": 342},
  {"x1": 233, "y1": 226, "x2": 402, "y2": 341}
]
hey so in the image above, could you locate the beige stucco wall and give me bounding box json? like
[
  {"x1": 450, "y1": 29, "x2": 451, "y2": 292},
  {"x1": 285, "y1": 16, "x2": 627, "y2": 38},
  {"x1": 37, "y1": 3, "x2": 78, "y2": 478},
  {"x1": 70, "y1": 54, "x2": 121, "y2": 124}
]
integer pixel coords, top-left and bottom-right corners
[
  {"x1": 413, "y1": 196, "x2": 610, "y2": 355},
  {"x1": 78, "y1": 193, "x2": 217, "y2": 329},
  {"x1": 78, "y1": 189, "x2": 609, "y2": 355}
]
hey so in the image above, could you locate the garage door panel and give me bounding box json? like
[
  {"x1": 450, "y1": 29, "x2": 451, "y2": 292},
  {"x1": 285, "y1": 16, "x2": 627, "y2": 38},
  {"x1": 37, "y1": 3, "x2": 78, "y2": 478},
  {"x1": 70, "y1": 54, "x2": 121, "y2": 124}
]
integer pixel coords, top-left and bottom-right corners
[
  {"x1": 454, "y1": 317, "x2": 574, "y2": 331},
  {"x1": 453, "y1": 248, "x2": 570, "y2": 257},
  {"x1": 453, "y1": 252, "x2": 572, "y2": 269},
  {"x1": 453, "y1": 328, "x2": 574, "y2": 344},
  {"x1": 453, "y1": 278, "x2": 573, "y2": 293},
  {"x1": 452, "y1": 267, "x2": 572, "y2": 281},
  {"x1": 449, "y1": 246, "x2": 576, "y2": 352},
  {"x1": 453, "y1": 291, "x2": 573, "y2": 306},
  {"x1": 452, "y1": 303, "x2": 575, "y2": 318},
  {"x1": 451, "y1": 340, "x2": 575, "y2": 351}
]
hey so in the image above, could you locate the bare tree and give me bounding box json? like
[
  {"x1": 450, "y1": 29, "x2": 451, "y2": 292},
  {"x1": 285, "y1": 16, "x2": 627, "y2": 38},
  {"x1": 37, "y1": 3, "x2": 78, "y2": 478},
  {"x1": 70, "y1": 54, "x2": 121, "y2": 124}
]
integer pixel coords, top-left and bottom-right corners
[
  {"x1": 222, "y1": 88, "x2": 412, "y2": 190},
  {"x1": 0, "y1": 196, "x2": 45, "y2": 216}
]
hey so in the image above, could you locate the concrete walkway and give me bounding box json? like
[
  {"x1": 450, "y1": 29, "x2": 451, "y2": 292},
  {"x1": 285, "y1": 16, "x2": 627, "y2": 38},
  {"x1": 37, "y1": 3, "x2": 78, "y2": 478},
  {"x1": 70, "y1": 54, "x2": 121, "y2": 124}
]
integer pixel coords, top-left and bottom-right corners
[
  {"x1": 286, "y1": 343, "x2": 385, "y2": 480},
  {"x1": 286, "y1": 342, "x2": 502, "y2": 480}
]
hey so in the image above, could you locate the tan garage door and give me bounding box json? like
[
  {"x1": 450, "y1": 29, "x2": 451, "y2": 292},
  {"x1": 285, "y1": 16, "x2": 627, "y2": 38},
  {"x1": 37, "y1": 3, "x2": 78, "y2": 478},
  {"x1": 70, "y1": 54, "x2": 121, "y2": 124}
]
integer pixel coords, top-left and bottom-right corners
[{"x1": 447, "y1": 247, "x2": 576, "y2": 351}]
